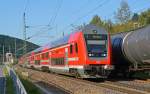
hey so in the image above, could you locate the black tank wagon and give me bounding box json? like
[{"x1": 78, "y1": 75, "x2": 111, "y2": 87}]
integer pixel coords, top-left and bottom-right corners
[{"x1": 111, "y1": 25, "x2": 150, "y2": 77}]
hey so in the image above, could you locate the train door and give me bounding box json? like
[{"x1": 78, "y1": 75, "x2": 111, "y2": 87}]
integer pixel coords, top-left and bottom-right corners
[
  {"x1": 68, "y1": 43, "x2": 79, "y2": 65},
  {"x1": 65, "y1": 48, "x2": 69, "y2": 67},
  {"x1": 49, "y1": 52, "x2": 51, "y2": 65}
]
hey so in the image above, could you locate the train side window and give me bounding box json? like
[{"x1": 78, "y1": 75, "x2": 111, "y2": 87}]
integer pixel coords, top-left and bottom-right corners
[
  {"x1": 51, "y1": 58, "x2": 64, "y2": 65},
  {"x1": 42, "y1": 53, "x2": 44, "y2": 59},
  {"x1": 75, "y1": 43, "x2": 78, "y2": 53},
  {"x1": 70, "y1": 44, "x2": 73, "y2": 54},
  {"x1": 35, "y1": 60, "x2": 40, "y2": 65},
  {"x1": 46, "y1": 52, "x2": 49, "y2": 58}
]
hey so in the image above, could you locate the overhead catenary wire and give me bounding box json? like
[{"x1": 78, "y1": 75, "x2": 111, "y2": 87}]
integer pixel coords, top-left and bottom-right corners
[
  {"x1": 131, "y1": 0, "x2": 150, "y2": 11},
  {"x1": 61, "y1": 0, "x2": 109, "y2": 35},
  {"x1": 48, "y1": 0, "x2": 63, "y2": 26},
  {"x1": 22, "y1": 0, "x2": 63, "y2": 43},
  {"x1": 26, "y1": 25, "x2": 50, "y2": 28},
  {"x1": 69, "y1": 0, "x2": 91, "y2": 18},
  {"x1": 24, "y1": 0, "x2": 29, "y2": 13},
  {"x1": 27, "y1": 26, "x2": 53, "y2": 40},
  {"x1": 72, "y1": 0, "x2": 108, "y2": 24},
  {"x1": 61, "y1": 0, "x2": 150, "y2": 37},
  {"x1": 133, "y1": 5, "x2": 150, "y2": 13},
  {"x1": 28, "y1": 0, "x2": 63, "y2": 41},
  {"x1": 26, "y1": 0, "x2": 63, "y2": 30}
]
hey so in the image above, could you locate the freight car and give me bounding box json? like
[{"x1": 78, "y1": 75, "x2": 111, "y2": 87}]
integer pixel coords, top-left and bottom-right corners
[
  {"x1": 111, "y1": 25, "x2": 150, "y2": 77},
  {"x1": 19, "y1": 24, "x2": 114, "y2": 78}
]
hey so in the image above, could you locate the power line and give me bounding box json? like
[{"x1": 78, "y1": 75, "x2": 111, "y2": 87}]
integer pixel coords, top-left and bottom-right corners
[
  {"x1": 27, "y1": 0, "x2": 63, "y2": 29},
  {"x1": 27, "y1": 26, "x2": 53, "y2": 40},
  {"x1": 24, "y1": 0, "x2": 29, "y2": 12},
  {"x1": 48, "y1": 0, "x2": 63, "y2": 26},
  {"x1": 73, "y1": 0, "x2": 108, "y2": 23},
  {"x1": 70, "y1": 0, "x2": 91, "y2": 17},
  {"x1": 133, "y1": 5, "x2": 150, "y2": 13},
  {"x1": 22, "y1": 0, "x2": 58, "y2": 43},
  {"x1": 61, "y1": 0, "x2": 109, "y2": 34},
  {"x1": 26, "y1": 25, "x2": 50, "y2": 29},
  {"x1": 28, "y1": 0, "x2": 63, "y2": 41}
]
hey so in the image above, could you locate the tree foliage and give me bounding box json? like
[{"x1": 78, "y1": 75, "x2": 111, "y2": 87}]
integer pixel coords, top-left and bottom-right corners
[
  {"x1": 89, "y1": 15, "x2": 113, "y2": 32},
  {"x1": 90, "y1": 15, "x2": 104, "y2": 27},
  {"x1": 132, "y1": 13, "x2": 139, "y2": 22},
  {"x1": 139, "y1": 9, "x2": 150, "y2": 25},
  {"x1": 89, "y1": 2, "x2": 150, "y2": 34},
  {"x1": 115, "y1": 0, "x2": 132, "y2": 23},
  {"x1": 104, "y1": 19, "x2": 114, "y2": 32}
]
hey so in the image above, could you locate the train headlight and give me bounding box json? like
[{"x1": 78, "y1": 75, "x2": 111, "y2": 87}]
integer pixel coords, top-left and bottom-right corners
[
  {"x1": 89, "y1": 53, "x2": 94, "y2": 56},
  {"x1": 102, "y1": 54, "x2": 106, "y2": 56},
  {"x1": 88, "y1": 54, "x2": 92, "y2": 56}
]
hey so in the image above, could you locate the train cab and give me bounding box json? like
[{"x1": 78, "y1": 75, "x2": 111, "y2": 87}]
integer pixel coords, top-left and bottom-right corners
[{"x1": 67, "y1": 25, "x2": 114, "y2": 78}]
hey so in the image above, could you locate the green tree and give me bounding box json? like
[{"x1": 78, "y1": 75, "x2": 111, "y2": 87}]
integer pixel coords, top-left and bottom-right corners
[
  {"x1": 90, "y1": 15, "x2": 104, "y2": 27},
  {"x1": 138, "y1": 9, "x2": 150, "y2": 26},
  {"x1": 132, "y1": 13, "x2": 139, "y2": 22},
  {"x1": 115, "y1": 0, "x2": 132, "y2": 23},
  {"x1": 104, "y1": 19, "x2": 114, "y2": 33},
  {"x1": 145, "y1": 9, "x2": 150, "y2": 24}
]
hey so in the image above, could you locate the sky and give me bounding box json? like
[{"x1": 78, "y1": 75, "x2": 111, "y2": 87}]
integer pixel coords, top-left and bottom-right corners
[{"x1": 0, "y1": 0, "x2": 150, "y2": 46}]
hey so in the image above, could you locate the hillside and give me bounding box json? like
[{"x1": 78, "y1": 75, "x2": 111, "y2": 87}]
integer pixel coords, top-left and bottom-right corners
[{"x1": 0, "y1": 35, "x2": 39, "y2": 61}]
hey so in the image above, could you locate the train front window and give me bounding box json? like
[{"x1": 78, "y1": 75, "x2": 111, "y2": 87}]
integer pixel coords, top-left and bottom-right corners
[{"x1": 84, "y1": 34, "x2": 107, "y2": 58}]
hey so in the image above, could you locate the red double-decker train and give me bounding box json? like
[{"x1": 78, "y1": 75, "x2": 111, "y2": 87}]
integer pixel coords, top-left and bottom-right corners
[{"x1": 19, "y1": 24, "x2": 114, "y2": 78}]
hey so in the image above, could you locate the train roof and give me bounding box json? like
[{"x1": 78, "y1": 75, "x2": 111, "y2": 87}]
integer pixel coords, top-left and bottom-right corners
[
  {"x1": 44, "y1": 34, "x2": 70, "y2": 49},
  {"x1": 82, "y1": 24, "x2": 107, "y2": 34},
  {"x1": 32, "y1": 33, "x2": 71, "y2": 53},
  {"x1": 31, "y1": 24, "x2": 108, "y2": 54}
]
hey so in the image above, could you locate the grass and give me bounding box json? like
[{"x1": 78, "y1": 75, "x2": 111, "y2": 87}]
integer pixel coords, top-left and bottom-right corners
[
  {"x1": 19, "y1": 76, "x2": 43, "y2": 94},
  {"x1": 6, "y1": 76, "x2": 15, "y2": 94},
  {"x1": 3, "y1": 66, "x2": 8, "y2": 76},
  {"x1": 2, "y1": 66, "x2": 15, "y2": 94},
  {"x1": 13, "y1": 67, "x2": 42, "y2": 94},
  {"x1": 2, "y1": 65, "x2": 42, "y2": 94}
]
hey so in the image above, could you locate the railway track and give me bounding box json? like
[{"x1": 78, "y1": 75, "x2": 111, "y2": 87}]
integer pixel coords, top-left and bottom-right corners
[
  {"x1": 104, "y1": 80, "x2": 150, "y2": 93},
  {"x1": 15, "y1": 66, "x2": 150, "y2": 94},
  {"x1": 134, "y1": 79, "x2": 150, "y2": 84}
]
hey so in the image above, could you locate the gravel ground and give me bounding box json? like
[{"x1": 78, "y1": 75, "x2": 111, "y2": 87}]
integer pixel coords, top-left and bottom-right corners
[
  {"x1": 34, "y1": 81, "x2": 69, "y2": 94},
  {"x1": 16, "y1": 66, "x2": 149, "y2": 94}
]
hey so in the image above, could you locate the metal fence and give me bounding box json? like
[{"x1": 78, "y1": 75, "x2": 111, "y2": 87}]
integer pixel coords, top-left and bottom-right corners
[
  {"x1": 0, "y1": 67, "x2": 5, "y2": 94},
  {"x1": 0, "y1": 77, "x2": 5, "y2": 94},
  {"x1": 7, "y1": 66, "x2": 27, "y2": 94}
]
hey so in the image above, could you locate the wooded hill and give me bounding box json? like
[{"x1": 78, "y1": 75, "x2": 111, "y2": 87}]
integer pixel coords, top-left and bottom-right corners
[{"x1": 0, "y1": 35, "x2": 39, "y2": 61}]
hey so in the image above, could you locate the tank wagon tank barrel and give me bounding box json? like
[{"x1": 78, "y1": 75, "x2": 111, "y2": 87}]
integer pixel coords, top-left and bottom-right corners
[{"x1": 111, "y1": 25, "x2": 150, "y2": 76}]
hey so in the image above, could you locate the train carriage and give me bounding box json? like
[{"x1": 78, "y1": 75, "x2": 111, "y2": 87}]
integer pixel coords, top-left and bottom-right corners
[{"x1": 19, "y1": 24, "x2": 114, "y2": 78}]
